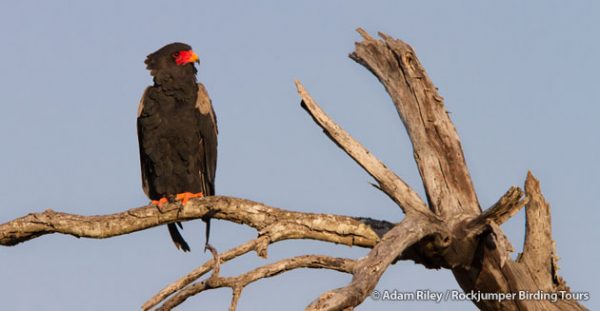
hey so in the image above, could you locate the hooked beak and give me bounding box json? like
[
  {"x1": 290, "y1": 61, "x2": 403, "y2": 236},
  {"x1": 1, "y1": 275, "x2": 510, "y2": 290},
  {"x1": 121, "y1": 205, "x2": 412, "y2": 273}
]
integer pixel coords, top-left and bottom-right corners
[{"x1": 190, "y1": 51, "x2": 200, "y2": 64}]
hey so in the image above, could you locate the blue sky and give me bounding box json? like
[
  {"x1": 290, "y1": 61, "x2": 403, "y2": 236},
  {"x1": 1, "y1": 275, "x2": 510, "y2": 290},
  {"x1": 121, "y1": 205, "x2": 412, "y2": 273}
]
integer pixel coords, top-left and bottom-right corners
[{"x1": 0, "y1": 1, "x2": 597, "y2": 310}]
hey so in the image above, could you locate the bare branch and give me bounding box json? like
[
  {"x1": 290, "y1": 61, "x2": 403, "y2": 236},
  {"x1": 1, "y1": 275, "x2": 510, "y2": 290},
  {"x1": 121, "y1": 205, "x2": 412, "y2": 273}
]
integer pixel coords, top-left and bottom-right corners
[
  {"x1": 306, "y1": 216, "x2": 447, "y2": 311},
  {"x1": 0, "y1": 196, "x2": 381, "y2": 247},
  {"x1": 205, "y1": 244, "x2": 222, "y2": 282},
  {"x1": 467, "y1": 186, "x2": 528, "y2": 236},
  {"x1": 143, "y1": 238, "x2": 262, "y2": 310},
  {"x1": 350, "y1": 28, "x2": 481, "y2": 221},
  {"x1": 230, "y1": 287, "x2": 243, "y2": 311},
  {"x1": 144, "y1": 218, "x2": 397, "y2": 310},
  {"x1": 295, "y1": 80, "x2": 431, "y2": 217},
  {"x1": 0, "y1": 195, "x2": 399, "y2": 311},
  {"x1": 156, "y1": 255, "x2": 356, "y2": 311}
]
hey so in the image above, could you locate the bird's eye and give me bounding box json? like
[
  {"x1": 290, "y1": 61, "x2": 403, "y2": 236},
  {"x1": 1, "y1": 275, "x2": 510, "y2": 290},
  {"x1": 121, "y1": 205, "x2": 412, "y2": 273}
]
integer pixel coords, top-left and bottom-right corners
[{"x1": 172, "y1": 52, "x2": 179, "y2": 58}]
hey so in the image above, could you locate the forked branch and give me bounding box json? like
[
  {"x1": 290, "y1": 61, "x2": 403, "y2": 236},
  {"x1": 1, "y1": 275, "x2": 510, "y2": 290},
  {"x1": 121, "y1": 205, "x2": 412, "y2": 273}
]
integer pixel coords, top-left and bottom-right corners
[
  {"x1": 296, "y1": 81, "x2": 430, "y2": 217},
  {"x1": 158, "y1": 255, "x2": 356, "y2": 311},
  {"x1": 306, "y1": 216, "x2": 447, "y2": 311},
  {"x1": 350, "y1": 28, "x2": 480, "y2": 221}
]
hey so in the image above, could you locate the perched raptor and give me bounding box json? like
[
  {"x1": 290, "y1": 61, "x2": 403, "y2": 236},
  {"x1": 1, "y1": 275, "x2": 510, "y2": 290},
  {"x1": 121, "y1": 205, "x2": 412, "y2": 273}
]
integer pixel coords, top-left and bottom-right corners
[{"x1": 137, "y1": 43, "x2": 217, "y2": 252}]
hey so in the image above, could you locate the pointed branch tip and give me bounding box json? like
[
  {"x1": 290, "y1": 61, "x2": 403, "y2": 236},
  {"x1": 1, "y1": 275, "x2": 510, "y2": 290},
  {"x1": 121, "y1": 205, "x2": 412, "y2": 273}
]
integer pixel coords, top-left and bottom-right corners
[
  {"x1": 355, "y1": 28, "x2": 374, "y2": 41},
  {"x1": 377, "y1": 31, "x2": 391, "y2": 40},
  {"x1": 294, "y1": 80, "x2": 304, "y2": 92}
]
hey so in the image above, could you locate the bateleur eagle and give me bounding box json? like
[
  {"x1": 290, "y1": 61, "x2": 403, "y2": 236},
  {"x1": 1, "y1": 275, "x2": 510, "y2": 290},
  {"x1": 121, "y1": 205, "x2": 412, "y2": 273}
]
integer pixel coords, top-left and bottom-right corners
[{"x1": 137, "y1": 42, "x2": 217, "y2": 252}]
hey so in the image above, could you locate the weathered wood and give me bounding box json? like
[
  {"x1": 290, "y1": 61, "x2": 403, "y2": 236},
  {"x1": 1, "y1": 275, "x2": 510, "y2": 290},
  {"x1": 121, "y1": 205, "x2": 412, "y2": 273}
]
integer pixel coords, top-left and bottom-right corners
[
  {"x1": 342, "y1": 29, "x2": 587, "y2": 311},
  {"x1": 306, "y1": 216, "x2": 445, "y2": 311},
  {"x1": 296, "y1": 80, "x2": 432, "y2": 217},
  {"x1": 158, "y1": 255, "x2": 356, "y2": 311},
  {"x1": 0, "y1": 196, "x2": 381, "y2": 248},
  {"x1": 143, "y1": 238, "x2": 261, "y2": 310},
  {"x1": 350, "y1": 28, "x2": 480, "y2": 222},
  {"x1": 519, "y1": 172, "x2": 564, "y2": 289},
  {"x1": 466, "y1": 186, "x2": 528, "y2": 236}
]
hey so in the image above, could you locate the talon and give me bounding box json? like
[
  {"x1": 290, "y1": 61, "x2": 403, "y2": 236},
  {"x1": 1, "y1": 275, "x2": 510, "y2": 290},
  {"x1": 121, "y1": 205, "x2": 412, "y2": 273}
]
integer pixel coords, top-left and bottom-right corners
[
  {"x1": 151, "y1": 197, "x2": 169, "y2": 208},
  {"x1": 175, "y1": 192, "x2": 204, "y2": 205}
]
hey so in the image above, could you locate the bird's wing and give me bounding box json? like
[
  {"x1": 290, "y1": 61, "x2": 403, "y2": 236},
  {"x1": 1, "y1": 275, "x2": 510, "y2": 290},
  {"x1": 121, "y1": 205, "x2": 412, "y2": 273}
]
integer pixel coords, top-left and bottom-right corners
[
  {"x1": 137, "y1": 87, "x2": 152, "y2": 198},
  {"x1": 195, "y1": 83, "x2": 218, "y2": 196},
  {"x1": 137, "y1": 87, "x2": 150, "y2": 118}
]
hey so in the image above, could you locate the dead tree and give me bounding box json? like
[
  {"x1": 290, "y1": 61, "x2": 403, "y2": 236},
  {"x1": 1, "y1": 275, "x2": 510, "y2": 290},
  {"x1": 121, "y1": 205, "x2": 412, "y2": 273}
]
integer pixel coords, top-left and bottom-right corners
[{"x1": 0, "y1": 29, "x2": 588, "y2": 311}]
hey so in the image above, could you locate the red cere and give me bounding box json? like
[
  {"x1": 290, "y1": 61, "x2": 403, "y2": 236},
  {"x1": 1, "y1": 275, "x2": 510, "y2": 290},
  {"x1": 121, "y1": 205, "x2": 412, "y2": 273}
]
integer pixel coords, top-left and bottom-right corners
[{"x1": 174, "y1": 50, "x2": 197, "y2": 65}]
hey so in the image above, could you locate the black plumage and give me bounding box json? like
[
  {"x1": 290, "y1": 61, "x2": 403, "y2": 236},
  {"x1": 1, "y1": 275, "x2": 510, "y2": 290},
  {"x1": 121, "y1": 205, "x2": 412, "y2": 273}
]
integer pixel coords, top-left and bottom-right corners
[{"x1": 137, "y1": 43, "x2": 217, "y2": 252}]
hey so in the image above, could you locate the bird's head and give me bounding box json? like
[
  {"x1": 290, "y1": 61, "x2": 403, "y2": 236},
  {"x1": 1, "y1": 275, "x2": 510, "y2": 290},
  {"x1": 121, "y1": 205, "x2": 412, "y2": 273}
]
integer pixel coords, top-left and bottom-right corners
[{"x1": 145, "y1": 42, "x2": 199, "y2": 79}]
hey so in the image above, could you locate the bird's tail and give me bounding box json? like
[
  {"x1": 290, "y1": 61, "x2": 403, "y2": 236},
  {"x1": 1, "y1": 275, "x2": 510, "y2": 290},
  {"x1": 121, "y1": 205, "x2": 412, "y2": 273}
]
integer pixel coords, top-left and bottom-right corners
[{"x1": 168, "y1": 222, "x2": 191, "y2": 252}]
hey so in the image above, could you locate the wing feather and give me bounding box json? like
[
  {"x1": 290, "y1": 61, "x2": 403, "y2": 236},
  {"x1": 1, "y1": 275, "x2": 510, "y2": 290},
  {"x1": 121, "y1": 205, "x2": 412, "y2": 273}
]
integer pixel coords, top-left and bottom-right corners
[
  {"x1": 137, "y1": 87, "x2": 151, "y2": 197},
  {"x1": 195, "y1": 83, "x2": 218, "y2": 196}
]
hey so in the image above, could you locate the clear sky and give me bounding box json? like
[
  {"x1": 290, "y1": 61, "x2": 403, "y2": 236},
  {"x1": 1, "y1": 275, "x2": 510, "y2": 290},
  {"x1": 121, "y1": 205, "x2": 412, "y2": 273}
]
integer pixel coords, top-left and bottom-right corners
[{"x1": 0, "y1": 1, "x2": 597, "y2": 310}]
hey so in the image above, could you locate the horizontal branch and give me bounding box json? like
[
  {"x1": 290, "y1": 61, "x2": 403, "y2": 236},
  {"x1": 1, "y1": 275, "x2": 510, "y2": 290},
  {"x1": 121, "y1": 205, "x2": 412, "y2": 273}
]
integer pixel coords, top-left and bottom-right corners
[
  {"x1": 157, "y1": 255, "x2": 356, "y2": 311},
  {"x1": 295, "y1": 80, "x2": 431, "y2": 217},
  {"x1": 0, "y1": 196, "x2": 382, "y2": 248}
]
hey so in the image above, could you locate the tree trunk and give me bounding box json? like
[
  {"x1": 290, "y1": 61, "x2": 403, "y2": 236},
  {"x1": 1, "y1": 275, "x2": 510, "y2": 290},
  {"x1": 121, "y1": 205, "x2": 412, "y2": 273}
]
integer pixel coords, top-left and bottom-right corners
[{"x1": 345, "y1": 28, "x2": 587, "y2": 311}]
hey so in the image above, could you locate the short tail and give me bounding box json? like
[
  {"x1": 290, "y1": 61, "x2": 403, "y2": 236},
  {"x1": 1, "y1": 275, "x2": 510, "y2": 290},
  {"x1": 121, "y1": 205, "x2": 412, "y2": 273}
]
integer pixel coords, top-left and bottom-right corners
[{"x1": 168, "y1": 222, "x2": 190, "y2": 252}]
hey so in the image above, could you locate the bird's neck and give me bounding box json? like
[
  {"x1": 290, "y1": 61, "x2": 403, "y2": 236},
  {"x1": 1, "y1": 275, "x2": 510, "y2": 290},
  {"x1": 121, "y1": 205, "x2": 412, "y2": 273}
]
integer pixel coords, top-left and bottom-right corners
[
  {"x1": 153, "y1": 65, "x2": 197, "y2": 87},
  {"x1": 154, "y1": 76, "x2": 198, "y2": 104}
]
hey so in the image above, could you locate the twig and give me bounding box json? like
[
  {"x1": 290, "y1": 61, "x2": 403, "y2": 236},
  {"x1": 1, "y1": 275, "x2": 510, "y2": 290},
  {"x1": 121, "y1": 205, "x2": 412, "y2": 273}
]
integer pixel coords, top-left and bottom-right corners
[
  {"x1": 143, "y1": 238, "x2": 264, "y2": 310},
  {"x1": 156, "y1": 255, "x2": 356, "y2": 311},
  {"x1": 204, "y1": 244, "x2": 221, "y2": 282},
  {"x1": 144, "y1": 218, "x2": 395, "y2": 310}
]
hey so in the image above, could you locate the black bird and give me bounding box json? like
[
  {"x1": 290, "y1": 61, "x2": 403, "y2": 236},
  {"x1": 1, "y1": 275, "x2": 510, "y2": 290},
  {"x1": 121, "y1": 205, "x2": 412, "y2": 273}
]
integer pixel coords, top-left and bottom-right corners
[{"x1": 137, "y1": 43, "x2": 218, "y2": 251}]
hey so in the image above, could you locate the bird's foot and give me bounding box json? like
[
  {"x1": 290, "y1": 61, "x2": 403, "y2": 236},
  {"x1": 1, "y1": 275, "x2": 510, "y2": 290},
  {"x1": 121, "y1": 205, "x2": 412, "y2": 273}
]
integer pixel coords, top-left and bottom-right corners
[
  {"x1": 151, "y1": 197, "x2": 169, "y2": 210},
  {"x1": 175, "y1": 192, "x2": 204, "y2": 205}
]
